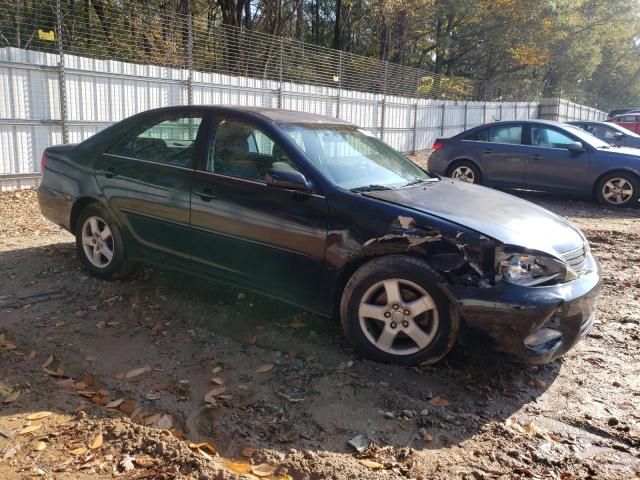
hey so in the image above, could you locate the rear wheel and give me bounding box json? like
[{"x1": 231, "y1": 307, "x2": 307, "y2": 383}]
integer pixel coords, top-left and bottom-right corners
[
  {"x1": 75, "y1": 204, "x2": 131, "y2": 279},
  {"x1": 448, "y1": 160, "x2": 481, "y2": 185},
  {"x1": 595, "y1": 172, "x2": 639, "y2": 207},
  {"x1": 340, "y1": 256, "x2": 457, "y2": 365}
]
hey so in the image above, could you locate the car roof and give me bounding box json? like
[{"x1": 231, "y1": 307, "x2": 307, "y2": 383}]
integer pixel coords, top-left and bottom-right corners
[{"x1": 465, "y1": 119, "x2": 570, "y2": 131}]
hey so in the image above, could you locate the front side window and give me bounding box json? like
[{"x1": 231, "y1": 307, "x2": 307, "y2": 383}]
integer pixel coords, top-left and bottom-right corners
[
  {"x1": 278, "y1": 124, "x2": 430, "y2": 190},
  {"x1": 108, "y1": 113, "x2": 203, "y2": 168},
  {"x1": 594, "y1": 126, "x2": 617, "y2": 140},
  {"x1": 207, "y1": 120, "x2": 299, "y2": 181},
  {"x1": 489, "y1": 125, "x2": 523, "y2": 145},
  {"x1": 464, "y1": 128, "x2": 489, "y2": 142},
  {"x1": 531, "y1": 127, "x2": 575, "y2": 148}
]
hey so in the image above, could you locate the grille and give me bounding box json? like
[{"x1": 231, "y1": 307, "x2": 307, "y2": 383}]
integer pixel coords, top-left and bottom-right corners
[{"x1": 561, "y1": 245, "x2": 587, "y2": 274}]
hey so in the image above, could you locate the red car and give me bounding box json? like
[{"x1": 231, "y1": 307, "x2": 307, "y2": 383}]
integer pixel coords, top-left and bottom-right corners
[{"x1": 608, "y1": 113, "x2": 640, "y2": 134}]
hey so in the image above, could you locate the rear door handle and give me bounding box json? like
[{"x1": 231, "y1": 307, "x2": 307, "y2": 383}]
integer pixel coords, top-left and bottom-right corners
[
  {"x1": 196, "y1": 187, "x2": 217, "y2": 202},
  {"x1": 483, "y1": 149, "x2": 493, "y2": 154},
  {"x1": 532, "y1": 154, "x2": 542, "y2": 159}
]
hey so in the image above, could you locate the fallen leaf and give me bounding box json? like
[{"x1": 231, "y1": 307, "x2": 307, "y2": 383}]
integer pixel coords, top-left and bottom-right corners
[
  {"x1": 75, "y1": 310, "x2": 87, "y2": 318},
  {"x1": 156, "y1": 414, "x2": 173, "y2": 430},
  {"x1": 145, "y1": 391, "x2": 161, "y2": 400},
  {"x1": 241, "y1": 447, "x2": 255, "y2": 457},
  {"x1": 69, "y1": 446, "x2": 87, "y2": 455},
  {"x1": 114, "y1": 372, "x2": 125, "y2": 380},
  {"x1": 242, "y1": 335, "x2": 257, "y2": 345},
  {"x1": 27, "y1": 412, "x2": 52, "y2": 421},
  {"x1": 85, "y1": 355, "x2": 97, "y2": 362},
  {"x1": 289, "y1": 319, "x2": 306, "y2": 329},
  {"x1": 125, "y1": 365, "x2": 152, "y2": 379},
  {"x1": 255, "y1": 363, "x2": 274, "y2": 373},
  {"x1": 428, "y1": 396, "x2": 450, "y2": 406},
  {"x1": 96, "y1": 389, "x2": 109, "y2": 397},
  {"x1": 28, "y1": 350, "x2": 37, "y2": 359},
  {"x1": 204, "y1": 386, "x2": 226, "y2": 403},
  {"x1": 222, "y1": 460, "x2": 253, "y2": 474},
  {"x1": 91, "y1": 396, "x2": 106, "y2": 406},
  {"x1": 43, "y1": 367, "x2": 64, "y2": 377},
  {"x1": 134, "y1": 454, "x2": 154, "y2": 467},
  {"x1": 88, "y1": 433, "x2": 103, "y2": 449},
  {"x1": 105, "y1": 398, "x2": 124, "y2": 408},
  {"x1": 359, "y1": 459, "x2": 384, "y2": 469},
  {"x1": 3, "y1": 341, "x2": 16, "y2": 350},
  {"x1": 252, "y1": 463, "x2": 277, "y2": 477},
  {"x1": 237, "y1": 384, "x2": 249, "y2": 391},
  {"x1": 120, "y1": 453, "x2": 135, "y2": 472},
  {"x1": 337, "y1": 362, "x2": 347, "y2": 370},
  {"x1": 56, "y1": 378, "x2": 74, "y2": 388},
  {"x1": 211, "y1": 377, "x2": 224, "y2": 385},
  {"x1": 3, "y1": 391, "x2": 20, "y2": 404},
  {"x1": 189, "y1": 442, "x2": 217, "y2": 455},
  {"x1": 33, "y1": 441, "x2": 47, "y2": 451},
  {"x1": 20, "y1": 424, "x2": 42, "y2": 435},
  {"x1": 42, "y1": 354, "x2": 53, "y2": 369},
  {"x1": 96, "y1": 321, "x2": 106, "y2": 329},
  {"x1": 119, "y1": 399, "x2": 136, "y2": 414},
  {"x1": 211, "y1": 367, "x2": 222, "y2": 374},
  {"x1": 143, "y1": 413, "x2": 161, "y2": 425},
  {"x1": 305, "y1": 355, "x2": 316, "y2": 363},
  {"x1": 55, "y1": 320, "x2": 66, "y2": 327}
]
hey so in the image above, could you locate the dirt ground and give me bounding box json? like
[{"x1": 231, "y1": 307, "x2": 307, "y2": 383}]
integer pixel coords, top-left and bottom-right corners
[{"x1": 0, "y1": 188, "x2": 638, "y2": 480}]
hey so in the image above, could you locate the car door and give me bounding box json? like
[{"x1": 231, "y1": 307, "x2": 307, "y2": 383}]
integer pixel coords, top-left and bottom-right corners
[
  {"x1": 611, "y1": 115, "x2": 640, "y2": 135},
  {"x1": 523, "y1": 125, "x2": 590, "y2": 192},
  {"x1": 480, "y1": 124, "x2": 527, "y2": 187},
  {"x1": 94, "y1": 109, "x2": 205, "y2": 262},
  {"x1": 189, "y1": 114, "x2": 330, "y2": 306}
]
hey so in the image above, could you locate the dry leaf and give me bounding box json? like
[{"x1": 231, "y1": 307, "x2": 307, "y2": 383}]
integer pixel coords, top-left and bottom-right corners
[
  {"x1": 241, "y1": 447, "x2": 255, "y2": 457},
  {"x1": 359, "y1": 459, "x2": 383, "y2": 469},
  {"x1": 255, "y1": 363, "x2": 274, "y2": 373},
  {"x1": 56, "y1": 378, "x2": 74, "y2": 388},
  {"x1": 85, "y1": 355, "x2": 97, "y2": 362},
  {"x1": 252, "y1": 463, "x2": 277, "y2": 477},
  {"x1": 69, "y1": 446, "x2": 87, "y2": 455},
  {"x1": 120, "y1": 453, "x2": 135, "y2": 472},
  {"x1": 242, "y1": 335, "x2": 257, "y2": 345},
  {"x1": 189, "y1": 442, "x2": 217, "y2": 455},
  {"x1": 289, "y1": 319, "x2": 306, "y2": 328},
  {"x1": 75, "y1": 310, "x2": 87, "y2": 318},
  {"x1": 33, "y1": 441, "x2": 47, "y2": 451},
  {"x1": 143, "y1": 413, "x2": 161, "y2": 425},
  {"x1": 20, "y1": 424, "x2": 42, "y2": 435},
  {"x1": 428, "y1": 396, "x2": 450, "y2": 406},
  {"x1": 156, "y1": 414, "x2": 173, "y2": 430},
  {"x1": 27, "y1": 412, "x2": 52, "y2": 420},
  {"x1": 28, "y1": 350, "x2": 37, "y2": 359},
  {"x1": 91, "y1": 396, "x2": 106, "y2": 406},
  {"x1": 42, "y1": 354, "x2": 53, "y2": 368},
  {"x1": 145, "y1": 391, "x2": 161, "y2": 400},
  {"x1": 105, "y1": 398, "x2": 124, "y2": 408},
  {"x1": 114, "y1": 372, "x2": 125, "y2": 380},
  {"x1": 3, "y1": 391, "x2": 20, "y2": 404},
  {"x1": 204, "y1": 386, "x2": 227, "y2": 403},
  {"x1": 237, "y1": 385, "x2": 249, "y2": 391},
  {"x1": 55, "y1": 320, "x2": 66, "y2": 327},
  {"x1": 89, "y1": 433, "x2": 103, "y2": 449},
  {"x1": 211, "y1": 377, "x2": 224, "y2": 385},
  {"x1": 96, "y1": 321, "x2": 106, "y2": 329},
  {"x1": 119, "y1": 399, "x2": 136, "y2": 414},
  {"x1": 125, "y1": 365, "x2": 152, "y2": 379},
  {"x1": 211, "y1": 366, "x2": 222, "y2": 374},
  {"x1": 3, "y1": 341, "x2": 16, "y2": 350},
  {"x1": 43, "y1": 367, "x2": 64, "y2": 377},
  {"x1": 134, "y1": 454, "x2": 154, "y2": 467},
  {"x1": 222, "y1": 460, "x2": 253, "y2": 474}
]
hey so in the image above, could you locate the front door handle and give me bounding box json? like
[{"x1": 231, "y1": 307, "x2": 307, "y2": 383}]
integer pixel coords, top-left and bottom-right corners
[
  {"x1": 196, "y1": 187, "x2": 217, "y2": 202},
  {"x1": 483, "y1": 149, "x2": 493, "y2": 154},
  {"x1": 532, "y1": 154, "x2": 542, "y2": 160}
]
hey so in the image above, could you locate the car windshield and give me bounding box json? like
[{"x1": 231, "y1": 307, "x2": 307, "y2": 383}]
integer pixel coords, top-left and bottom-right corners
[
  {"x1": 278, "y1": 123, "x2": 432, "y2": 190},
  {"x1": 563, "y1": 124, "x2": 611, "y2": 148},
  {"x1": 608, "y1": 123, "x2": 640, "y2": 137}
]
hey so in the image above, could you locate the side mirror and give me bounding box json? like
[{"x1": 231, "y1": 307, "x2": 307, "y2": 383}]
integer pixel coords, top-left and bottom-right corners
[
  {"x1": 613, "y1": 132, "x2": 625, "y2": 140},
  {"x1": 266, "y1": 168, "x2": 313, "y2": 192},
  {"x1": 566, "y1": 141, "x2": 585, "y2": 152}
]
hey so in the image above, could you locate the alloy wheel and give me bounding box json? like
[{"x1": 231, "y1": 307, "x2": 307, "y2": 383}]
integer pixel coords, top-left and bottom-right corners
[
  {"x1": 358, "y1": 278, "x2": 439, "y2": 355},
  {"x1": 81, "y1": 216, "x2": 114, "y2": 268},
  {"x1": 602, "y1": 178, "x2": 634, "y2": 205},
  {"x1": 451, "y1": 166, "x2": 475, "y2": 183}
]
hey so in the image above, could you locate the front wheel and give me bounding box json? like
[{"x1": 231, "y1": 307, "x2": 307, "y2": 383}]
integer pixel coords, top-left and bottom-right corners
[
  {"x1": 448, "y1": 160, "x2": 481, "y2": 185},
  {"x1": 595, "y1": 172, "x2": 639, "y2": 207},
  {"x1": 75, "y1": 204, "x2": 131, "y2": 279},
  {"x1": 340, "y1": 256, "x2": 457, "y2": 365}
]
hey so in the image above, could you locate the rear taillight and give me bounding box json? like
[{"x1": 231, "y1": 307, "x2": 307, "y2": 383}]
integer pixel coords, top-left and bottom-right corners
[
  {"x1": 40, "y1": 151, "x2": 47, "y2": 171},
  {"x1": 431, "y1": 141, "x2": 443, "y2": 153}
]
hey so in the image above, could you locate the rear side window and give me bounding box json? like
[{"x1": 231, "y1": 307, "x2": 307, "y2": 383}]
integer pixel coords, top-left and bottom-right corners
[
  {"x1": 489, "y1": 125, "x2": 523, "y2": 145},
  {"x1": 618, "y1": 115, "x2": 638, "y2": 122},
  {"x1": 108, "y1": 113, "x2": 203, "y2": 168},
  {"x1": 464, "y1": 128, "x2": 489, "y2": 141}
]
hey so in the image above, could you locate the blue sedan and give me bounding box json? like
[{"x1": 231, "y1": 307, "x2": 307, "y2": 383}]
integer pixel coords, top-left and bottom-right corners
[{"x1": 427, "y1": 120, "x2": 640, "y2": 207}]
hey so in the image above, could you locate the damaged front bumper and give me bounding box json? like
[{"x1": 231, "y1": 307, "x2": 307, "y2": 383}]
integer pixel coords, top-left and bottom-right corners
[{"x1": 449, "y1": 253, "x2": 601, "y2": 364}]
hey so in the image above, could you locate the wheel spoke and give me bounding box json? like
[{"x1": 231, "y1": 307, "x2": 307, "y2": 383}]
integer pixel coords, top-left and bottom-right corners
[
  {"x1": 100, "y1": 225, "x2": 112, "y2": 241},
  {"x1": 82, "y1": 235, "x2": 94, "y2": 246},
  {"x1": 89, "y1": 217, "x2": 99, "y2": 235},
  {"x1": 405, "y1": 295, "x2": 436, "y2": 318},
  {"x1": 376, "y1": 327, "x2": 397, "y2": 350},
  {"x1": 404, "y1": 324, "x2": 435, "y2": 349},
  {"x1": 92, "y1": 247, "x2": 102, "y2": 264},
  {"x1": 604, "y1": 190, "x2": 616, "y2": 199},
  {"x1": 383, "y1": 279, "x2": 403, "y2": 306},
  {"x1": 359, "y1": 302, "x2": 388, "y2": 321},
  {"x1": 101, "y1": 245, "x2": 113, "y2": 261}
]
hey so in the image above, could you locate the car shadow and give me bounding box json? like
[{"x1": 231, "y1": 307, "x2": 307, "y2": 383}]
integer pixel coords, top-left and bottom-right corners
[{"x1": 0, "y1": 241, "x2": 561, "y2": 461}]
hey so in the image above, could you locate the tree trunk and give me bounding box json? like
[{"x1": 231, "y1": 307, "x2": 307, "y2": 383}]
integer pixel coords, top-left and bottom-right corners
[
  {"x1": 333, "y1": 0, "x2": 341, "y2": 50},
  {"x1": 295, "y1": 0, "x2": 304, "y2": 40}
]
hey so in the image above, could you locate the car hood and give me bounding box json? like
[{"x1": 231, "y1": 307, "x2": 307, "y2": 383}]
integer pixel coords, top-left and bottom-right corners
[
  {"x1": 364, "y1": 179, "x2": 585, "y2": 256},
  {"x1": 601, "y1": 146, "x2": 640, "y2": 157}
]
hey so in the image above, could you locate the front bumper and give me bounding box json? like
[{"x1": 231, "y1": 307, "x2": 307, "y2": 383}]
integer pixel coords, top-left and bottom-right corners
[{"x1": 450, "y1": 253, "x2": 601, "y2": 364}]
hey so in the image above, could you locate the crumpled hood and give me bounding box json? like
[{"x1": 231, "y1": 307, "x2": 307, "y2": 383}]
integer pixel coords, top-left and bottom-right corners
[{"x1": 364, "y1": 179, "x2": 585, "y2": 256}]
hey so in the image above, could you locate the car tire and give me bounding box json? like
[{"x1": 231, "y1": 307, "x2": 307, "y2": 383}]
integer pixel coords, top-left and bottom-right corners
[
  {"x1": 447, "y1": 160, "x2": 481, "y2": 185},
  {"x1": 595, "y1": 171, "x2": 639, "y2": 208},
  {"x1": 75, "y1": 204, "x2": 131, "y2": 279},
  {"x1": 340, "y1": 255, "x2": 457, "y2": 365}
]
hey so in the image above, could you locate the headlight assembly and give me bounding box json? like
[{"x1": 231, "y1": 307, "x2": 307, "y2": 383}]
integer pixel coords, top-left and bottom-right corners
[{"x1": 496, "y1": 251, "x2": 578, "y2": 287}]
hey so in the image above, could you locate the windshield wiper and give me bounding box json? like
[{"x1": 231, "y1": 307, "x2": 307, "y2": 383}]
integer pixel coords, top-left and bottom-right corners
[
  {"x1": 401, "y1": 178, "x2": 431, "y2": 187},
  {"x1": 351, "y1": 184, "x2": 394, "y2": 193}
]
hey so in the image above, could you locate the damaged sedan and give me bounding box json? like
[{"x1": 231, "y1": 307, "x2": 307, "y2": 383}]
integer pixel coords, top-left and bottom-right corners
[{"x1": 38, "y1": 106, "x2": 601, "y2": 365}]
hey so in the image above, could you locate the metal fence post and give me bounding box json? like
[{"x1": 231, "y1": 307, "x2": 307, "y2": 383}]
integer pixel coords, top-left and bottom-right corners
[
  {"x1": 499, "y1": 103, "x2": 503, "y2": 120},
  {"x1": 411, "y1": 102, "x2": 418, "y2": 154},
  {"x1": 55, "y1": 0, "x2": 68, "y2": 144},
  {"x1": 514, "y1": 102, "x2": 517, "y2": 120},
  {"x1": 277, "y1": 37, "x2": 284, "y2": 109},
  {"x1": 483, "y1": 102, "x2": 487, "y2": 123},
  {"x1": 336, "y1": 51, "x2": 342, "y2": 119},
  {"x1": 440, "y1": 103, "x2": 446, "y2": 137},
  {"x1": 186, "y1": 3, "x2": 193, "y2": 107},
  {"x1": 380, "y1": 62, "x2": 388, "y2": 141},
  {"x1": 463, "y1": 103, "x2": 468, "y2": 130}
]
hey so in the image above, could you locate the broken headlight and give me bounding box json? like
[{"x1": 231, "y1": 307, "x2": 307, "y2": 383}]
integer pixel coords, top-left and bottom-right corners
[{"x1": 496, "y1": 252, "x2": 578, "y2": 287}]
